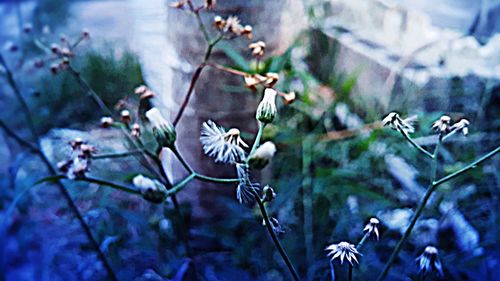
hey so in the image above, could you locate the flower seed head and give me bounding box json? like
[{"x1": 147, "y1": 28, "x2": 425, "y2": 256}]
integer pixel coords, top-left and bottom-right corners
[
  {"x1": 146, "y1": 108, "x2": 176, "y2": 148},
  {"x1": 363, "y1": 217, "x2": 381, "y2": 240},
  {"x1": 235, "y1": 163, "x2": 260, "y2": 204},
  {"x1": 416, "y1": 246, "x2": 443, "y2": 276},
  {"x1": 200, "y1": 120, "x2": 247, "y2": 164},
  {"x1": 248, "y1": 141, "x2": 276, "y2": 170},
  {"x1": 325, "y1": 241, "x2": 361, "y2": 265},
  {"x1": 133, "y1": 174, "x2": 167, "y2": 203},
  {"x1": 256, "y1": 88, "x2": 278, "y2": 123}
]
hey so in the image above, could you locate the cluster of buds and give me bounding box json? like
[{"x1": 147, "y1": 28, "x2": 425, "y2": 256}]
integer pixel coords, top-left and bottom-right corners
[
  {"x1": 249, "y1": 41, "x2": 266, "y2": 57},
  {"x1": 146, "y1": 108, "x2": 176, "y2": 148},
  {"x1": 132, "y1": 174, "x2": 168, "y2": 203},
  {"x1": 382, "y1": 112, "x2": 416, "y2": 134},
  {"x1": 213, "y1": 16, "x2": 253, "y2": 39},
  {"x1": 48, "y1": 29, "x2": 89, "y2": 75},
  {"x1": 432, "y1": 115, "x2": 469, "y2": 137},
  {"x1": 244, "y1": 72, "x2": 279, "y2": 91},
  {"x1": 248, "y1": 141, "x2": 276, "y2": 170},
  {"x1": 57, "y1": 138, "x2": 96, "y2": 179},
  {"x1": 256, "y1": 88, "x2": 278, "y2": 124}
]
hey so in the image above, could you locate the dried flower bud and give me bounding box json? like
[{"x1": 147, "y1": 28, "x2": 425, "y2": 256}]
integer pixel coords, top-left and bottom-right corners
[
  {"x1": 242, "y1": 25, "x2": 253, "y2": 39},
  {"x1": 57, "y1": 160, "x2": 72, "y2": 173},
  {"x1": 146, "y1": 108, "x2": 176, "y2": 148},
  {"x1": 225, "y1": 16, "x2": 243, "y2": 36},
  {"x1": 80, "y1": 144, "x2": 97, "y2": 157},
  {"x1": 131, "y1": 123, "x2": 141, "y2": 138},
  {"x1": 256, "y1": 88, "x2": 278, "y2": 123},
  {"x1": 169, "y1": 1, "x2": 184, "y2": 8},
  {"x1": 449, "y1": 118, "x2": 469, "y2": 136},
  {"x1": 262, "y1": 185, "x2": 276, "y2": 202},
  {"x1": 50, "y1": 43, "x2": 60, "y2": 54},
  {"x1": 248, "y1": 141, "x2": 276, "y2": 170},
  {"x1": 61, "y1": 47, "x2": 74, "y2": 57},
  {"x1": 33, "y1": 59, "x2": 45, "y2": 69},
  {"x1": 50, "y1": 63, "x2": 60, "y2": 75},
  {"x1": 60, "y1": 35, "x2": 68, "y2": 43},
  {"x1": 120, "y1": 110, "x2": 132, "y2": 123},
  {"x1": 416, "y1": 246, "x2": 443, "y2": 276},
  {"x1": 213, "y1": 16, "x2": 225, "y2": 30},
  {"x1": 244, "y1": 74, "x2": 266, "y2": 91},
  {"x1": 133, "y1": 174, "x2": 168, "y2": 203},
  {"x1": 204, "y1": 0, "x2": 216, "y2": 10},
  {"x1": 100, "y1": 116, "x2": 114, "y2": 128},
  {"x1": 249, "y1": 41, "x2": 266, "y2": 57},
  {"x1": 135, "y1": 85, "x2": 155, "y2": 99},
  {"x1": 278, "y1": 91, "x2": 296, "y2": 105},
  {"x1": 432, "y1": 115, "x2": 451, "y2": 134},
  {"x1": 61, "y1": 57, "x2": 70, "y2": 66},
  {"x1": 5, "y1": 42, "x2": 18, "y2": 52},
  {"x1": 69, "y1": 138, "x2": 84, "y2": 149},
  {"x1": 82, "y1": 29, "x2": 90, "y2": 39},
  {"x1": 23, "y1": 23, "x2": 33, "y2": 34},
  {"x1": 264, "y1": 72, "x2": 279, "y2": 87},
  {"x1": 363, "y1": 217, "x2": 380, "y2": 240}
]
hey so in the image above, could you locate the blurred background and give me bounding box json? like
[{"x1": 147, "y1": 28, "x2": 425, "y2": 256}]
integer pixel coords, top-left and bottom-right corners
[{"x1": 0, "y1": 0, "x2": 499, "y2": 280}]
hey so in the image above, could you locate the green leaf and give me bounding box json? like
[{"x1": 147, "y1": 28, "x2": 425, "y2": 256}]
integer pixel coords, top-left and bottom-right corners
[{"x1": 217, "y1": 42, "x2": 250, "y2": 71}]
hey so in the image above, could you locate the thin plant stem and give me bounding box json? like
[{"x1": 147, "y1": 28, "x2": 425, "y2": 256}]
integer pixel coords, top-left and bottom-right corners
[
  {"x1": 398, "y1": 125, "x2": 433, "y2": 159},
  {"x1": 75, "y1": 176, "x2": 141, "y2": 195},
  {"x1": 172, "y1": 146, "x2": 195, "y2": 174},
  {"x1": 206, "y1": 62, "x2": 249, "y2": 77},
  {"x1": 0, "y1": 56, "x2": 118, "y2": 281},
  {"x1": 93, "y1": 150, "x2": 144, "y2": 159},
  {"x1": 356, "y1": 232, "x2": 370, "y2": 250},
  {"x1": 194, "y1": 174, "x2": 240, "y2": 183},
  {"x1": 173, "y1": 34, "x2": 224, "y2": 126},
  {"x1": 248, "y1": 122, "x2": 266, "y2": 157},
  {"x1": 252, "y1": 190, "x2": 301, "y2": 281},
  {"x1": 302, "y1": 137, "x2": 314, "y2": 275},
  {"x1": 377, "y1": 145, "x2": 499, "y2": 281},
  {"x1": 348, "y1": 264, "x2": 353, "y2": 281},
  {"x1": 166, "y1": 173, "x2": 197, "y2": 196}
]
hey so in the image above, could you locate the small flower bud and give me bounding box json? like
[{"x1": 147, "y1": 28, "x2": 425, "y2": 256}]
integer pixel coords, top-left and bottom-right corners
[
  {"x1": 33, "y1": 59, "x2": 45, "y2": 69},
  {"x1": 213, "y1": 16, "x2": 225, "y2": 30},
  {"x1": 244, "y1": 74, "x2": 266, "y2": 91},
  {"x1": 145, "y1": 108, "x2": 176, "y2": 148},
  {"x1": 204, "y1": 0, "x2": 216, "y2": 10},
  {"x1": 69, "y1": 138, "x2": 84, "y2": 149},
  {"x1": 131, "y1": 123, "x2": 141, "y2": 138},
  {"x1": 61, "y1": 47, "x2": 73, "y2": 57},
  {"x1": 264, "y1": 72, "x2": 279, "y2": 87},
  {"x1": 248, "y1": 141, "x2": 276, "y2": 170},
  {"x1": 363, "y1": 217, "x2": 380, "y2": 240},
  {"x1": 256, "y1": 88, "x2": 278, "y2": 123},
  {"x1": 432, "y1": 115, "x2": 451, "y2": 134},
  {"x1": 23, "y1": 23, "x2": 33, "y2": 34},
  {"x1": 100, "y1": 116, "x2": 114, "y2": 128},
  {"x1": 82, "y1": 29, "x2": 90, "y2": 39},
  {"x1": 120, "y1": 110, "x2": 132, "y2": 124},
  {"x1": 262, "y1": 185, "x2": 276, "y2": 202},
  {"x1": 5, "y1": 41, "x2": 18, "y2": 52},
  {"x1": 133, "y1": 174, "x2": 168, "y2": 204},
  {"x1": 50, "y1": 63, "x2": 60, "y2": 75},
  {"x1": 169, "y1": 1, "x2": 184, "y2": 8},
  {"x1": 249, "y1": 41, "x2": 266, "y2": 57},
  {"x1": 242, "y1": 25, "x2": 253, "y2": 39},
  {"x1": 50, "y1": 43, "x2": 60, "y2": 54},
  {"x1": 278, "y1": 91, "x2": 296, "y2": 105}
]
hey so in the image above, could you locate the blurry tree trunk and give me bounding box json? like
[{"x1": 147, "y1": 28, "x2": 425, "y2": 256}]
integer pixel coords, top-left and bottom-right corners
[{"x1": 131, "y1": 0, "x2": 305, "y2": 221}]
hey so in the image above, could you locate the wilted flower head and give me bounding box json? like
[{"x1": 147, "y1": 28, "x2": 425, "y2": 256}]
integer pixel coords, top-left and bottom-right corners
[
  {"x1": 363, "y1": 217, "x2": 380, "y2": 240},
  {"x1": 100, "y1": 116, "x2": 114, "y2": 128},
  {"x1": 200, "y1": 120, "x2": 248, "y2": 164},
  {"x1": 146, "y1": 108, "x2": 176, "y2": 148},
  {"x1": 235, "y1": 163, "x2": 260, "y2": 204},
  {"x1": 169, "y1": 0, "x2": 184, "y2": 8},
  {"x1": 204, "y1": 0, "x2": 216, "y2": 10},
  {"x1": 242, "y1": 25, "x2": 253, "y2": 39},
  {"x1": 325, "y1": 241, "x2": 361, "y2": 265},
  {"x1": 382, "y1": 112, "x2": 416, "y2": 134},
  {"x1": 244, "y1": 74, "x2": 266, "y2": 91},
  {"x1": 256, "y1": 88, "x2": 278, "y2": 123},
  {"x1": 247, "y1": 141, "x2": 276, "y2": 170},
  {"x1": 133, "y1": 174, "x2": 168, "y2": 203},
  {"x1": 450, "y1": 118, "x2": 469, "y2": 136},
  {"x1": 432, "y1": 115, "x2": 452, "y2": 134},
  {"x1": 416, "y1": 246, "x2": 443, "y2": 276},
  {"x1": 264, "y1": 72, "x2": 279, "y2": 87},
  {"x1": 262, "y1": 185, "x2": 276, "y2": 202},
  {"x1": 278, "y1": 91, "x2": 296, "y2": 105},
  {"x1": 225, "y1": 16, "x2": 243, "y2": 35},
  {"x1": 213, "y1": 15, "x2": 225, "y2": 30},
  {"x1": 249, "y1": 41, "x2": 266, "y2": 57}
]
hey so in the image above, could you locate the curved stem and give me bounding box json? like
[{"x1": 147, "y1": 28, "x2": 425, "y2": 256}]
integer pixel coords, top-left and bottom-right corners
[
  {"x1": 172, "y1": 146, "x2": 195, "y2": 174},
  {"x1": 377, "y1": 145, "x2": 499, "y2": 281},
  {"x1": 252, "y1": 190, "x2": 301, "y2": 281},
  {"x1": 166, "y1": 173, "x2": 196, "y2": 196},
  {"x1": 248, "y1": 122, "x2": 266, "y2": 157},
  {"x1": 93, "y1": 150, "x2": 144, "y2": 159},
  {"x1": 76, "y1": 176, "x2": 141, "y2": 195},
  {"x1": 194, "y1": 174, "x2": 240, "y2": 183},
  {"x1": 356, "y1": 232, "x2": 370, "y2": 250},
  {"x1": 398, "y1": 125, "x2": 433, "y2": 159}
]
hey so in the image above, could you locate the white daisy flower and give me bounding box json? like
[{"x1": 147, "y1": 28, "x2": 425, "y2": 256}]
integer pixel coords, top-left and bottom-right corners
[
  {"x1": 382, "y1": 112, "x2": 416, "y2": 134},
  {"x1": 416, "y1": 246, "x2": 443, "y2": 276},
  {"x1": 200, "y1": 120, "x2": 248, "y2": 164},
  {"x1": 235, "y1": 163, "x2": 260, "y2": 204},
  {"x1": 363, "y1": 217, "x2": 380, "y2": 240},
  {"x1": 325, "y1": 241, "x2": 361, "y2": 265}
]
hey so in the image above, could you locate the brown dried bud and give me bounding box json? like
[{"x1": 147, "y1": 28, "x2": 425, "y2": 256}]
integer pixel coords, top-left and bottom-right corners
[
  {"x1": 205, "y1": 0, "x2": 216, "y2": 9},
  {"x1": 131, "y1": 123, "x2": 141, "y2": 138},
  {"x1": 69, "y1": 138, "x2": 84, "y2": 149},
  {"x1": 50, "y1": 44, "x2": 60, "y2": 54},
  {"x1": 169, "y1": 1, "x2": 184, "y2": 8},
  {"x1": 82, "y1": 29, "x2": 90, "y2": 39},
  {"x1": 249, "y1": 41, "x2": 266, "y2": 57},
  {"x1": 80, "y1": 144, "x2": 97, "y2": 157},
  {"x1": 23, "y1": 23, "x2": 33, "y2": 34},
  {"x1": 57, "y1": 160, "x2": 72, "y2": 173},
  {"x1": 134, "y1": 85, "x2": 155, "y2": 100},
  {"x1": 61, "y1": 48, "x2": 74, "y2": 57},
  {"x1": 242, "y1": 25, "x2": 253, "y2": 39},
  {"x1": 50, "y1": 63, "x2": 60, "y2": 75},
  {"x1": 100, "y1": 116, "x2": 114, "y2": 128},
  {"x1": 6, "y1": 42, "x2": 18, "y2": 52},
  {"x1": 244, "y1": 74, "x2": 266, "y2": 91},
  {"x1": 279, "y1": 91, "x2": 296, "y2": 105},
  {"x1": 120, "y1": 110, "x2": 132, "y2": 123},
  {"x1": 213, "y1": 16, "x2": 225, "y2": 30},
  {"x1": 264, "y1": 72, "x2": 279, "y2": 87}
]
